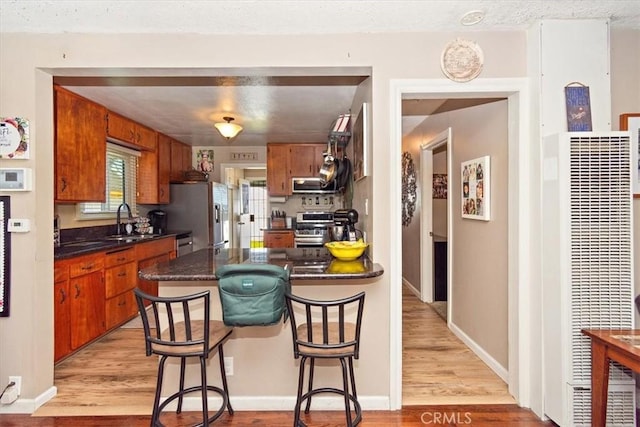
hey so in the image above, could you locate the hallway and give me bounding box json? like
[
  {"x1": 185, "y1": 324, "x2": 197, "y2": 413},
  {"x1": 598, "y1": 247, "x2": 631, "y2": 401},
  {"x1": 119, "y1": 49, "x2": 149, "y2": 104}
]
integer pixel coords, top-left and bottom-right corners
[{"x1": 402, "y1": 286, "x2": 515, "y2": 405}]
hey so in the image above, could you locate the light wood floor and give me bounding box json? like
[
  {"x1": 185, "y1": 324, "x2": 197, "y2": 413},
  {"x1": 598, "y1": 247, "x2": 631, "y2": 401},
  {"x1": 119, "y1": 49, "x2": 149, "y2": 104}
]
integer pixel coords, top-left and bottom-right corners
[
  {"x1": 34, "y1": 286, "x2": 514, "y2": 417},
  {"x1": 402, "y1": 286, "x2": 515, "y2": 405}
]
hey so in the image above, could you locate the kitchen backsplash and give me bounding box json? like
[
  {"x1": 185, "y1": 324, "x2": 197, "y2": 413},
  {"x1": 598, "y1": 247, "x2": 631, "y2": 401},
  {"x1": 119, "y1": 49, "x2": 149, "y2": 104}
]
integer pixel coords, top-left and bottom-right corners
[{"x1": 270, "y1": 193, "x2": 342, "y2": 215}]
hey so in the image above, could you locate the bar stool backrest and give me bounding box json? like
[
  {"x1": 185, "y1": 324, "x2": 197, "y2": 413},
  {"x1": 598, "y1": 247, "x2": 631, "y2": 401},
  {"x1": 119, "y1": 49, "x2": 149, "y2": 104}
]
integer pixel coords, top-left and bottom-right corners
[
  {"x1": 285, "y1": 292, "x2": 365, "y2": 359},
  {"x1": 133, "y1": 288, "x2": 211, "y2": 357}
]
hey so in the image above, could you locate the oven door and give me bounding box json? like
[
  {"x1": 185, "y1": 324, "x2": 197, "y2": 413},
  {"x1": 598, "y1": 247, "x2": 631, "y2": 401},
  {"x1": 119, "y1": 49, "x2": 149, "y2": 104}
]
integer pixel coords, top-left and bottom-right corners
[{"x1": 294, "y1": 236, "x2": 326, "y2": 248}]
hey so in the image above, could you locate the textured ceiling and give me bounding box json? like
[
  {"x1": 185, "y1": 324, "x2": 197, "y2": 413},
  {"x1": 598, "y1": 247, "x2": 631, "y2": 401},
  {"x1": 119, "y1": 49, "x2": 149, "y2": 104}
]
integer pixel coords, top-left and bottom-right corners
[
  {"x1": 3, "y1": 1, "x2": 638, "y2": 147},
  {"x1": 2, "y1": 0, "x2": 639, "y2": 33}
]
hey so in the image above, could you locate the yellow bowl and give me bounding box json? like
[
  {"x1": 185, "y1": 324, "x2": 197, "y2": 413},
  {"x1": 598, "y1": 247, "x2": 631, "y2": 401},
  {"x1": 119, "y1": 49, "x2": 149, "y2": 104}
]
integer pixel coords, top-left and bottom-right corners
[{"x1": 324, "y1": 240, "x2": 368, "y2": 261}]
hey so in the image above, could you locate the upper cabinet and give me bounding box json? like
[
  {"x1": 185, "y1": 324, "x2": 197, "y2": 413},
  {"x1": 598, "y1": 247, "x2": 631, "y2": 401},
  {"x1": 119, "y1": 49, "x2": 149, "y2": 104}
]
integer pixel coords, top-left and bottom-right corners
[
  {"x1": 54, "y1": 86, "x2": 107, "y2": 203},
  {"x1": 170, "y1": 139, "x2": 192, "y2": 182},
  {"x1": 106, "y1": 111, "x2": 157, "y2": 151},
  {"x1": 267, "y1": 143, "x2": 327, "y2": 196},
  {"x1": 267, "y1": 144, "x2": 291, "y2": 196}
]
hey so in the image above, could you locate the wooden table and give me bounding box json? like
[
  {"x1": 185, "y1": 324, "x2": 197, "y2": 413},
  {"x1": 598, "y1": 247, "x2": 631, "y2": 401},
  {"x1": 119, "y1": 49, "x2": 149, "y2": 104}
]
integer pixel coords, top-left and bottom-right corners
[{"x1": 581, "y1": 329, "x2": 640, "y2": 427}]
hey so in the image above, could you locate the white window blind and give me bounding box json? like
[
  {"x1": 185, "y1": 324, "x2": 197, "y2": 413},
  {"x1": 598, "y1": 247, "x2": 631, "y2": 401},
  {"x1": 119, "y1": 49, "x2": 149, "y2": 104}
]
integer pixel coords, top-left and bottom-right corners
[{"x1": 77, "y1": 143, "x2": 140, "y2": 220}]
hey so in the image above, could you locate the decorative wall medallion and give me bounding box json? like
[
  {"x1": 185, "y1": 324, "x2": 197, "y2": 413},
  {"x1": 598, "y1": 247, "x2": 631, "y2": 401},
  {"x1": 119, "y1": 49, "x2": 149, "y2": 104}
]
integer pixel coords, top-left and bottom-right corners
[
  {"x1": 402, "y1": 152, "x2": 417, "y2": 227},
  {"x1": 441, "y1": 38, "x2": 484, "y2": 82}
]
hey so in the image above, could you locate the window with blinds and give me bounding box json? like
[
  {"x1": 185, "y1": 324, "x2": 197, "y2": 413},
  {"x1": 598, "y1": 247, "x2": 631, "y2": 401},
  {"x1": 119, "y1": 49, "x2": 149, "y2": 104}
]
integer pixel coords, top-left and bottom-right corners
[{"x1": 77, "y1": 143, "x2": 140, "y2": 219}]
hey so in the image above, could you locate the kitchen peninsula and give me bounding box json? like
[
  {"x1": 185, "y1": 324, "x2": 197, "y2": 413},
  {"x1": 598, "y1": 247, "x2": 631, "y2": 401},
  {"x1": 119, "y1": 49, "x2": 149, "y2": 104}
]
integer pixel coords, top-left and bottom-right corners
[
  {"x1": 138, "y1": 247, "x2": 384, "y2": 281},
  {"x1": 137, "y1": 247, "x2": 384, "y2": 412}
]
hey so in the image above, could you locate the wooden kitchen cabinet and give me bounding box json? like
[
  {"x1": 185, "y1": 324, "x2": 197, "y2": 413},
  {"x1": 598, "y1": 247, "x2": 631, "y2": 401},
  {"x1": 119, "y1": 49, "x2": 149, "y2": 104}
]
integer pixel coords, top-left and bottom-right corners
[
  {"x1": 104, "y1": 247, "x2": 138, "y2": 329},
  {"x1": 138, "y1": 133, "x2": 171, "y2": 204},
  {"x1": 54, "y1": 261, "x2": 71, "y2": 363},
  {"x1": 170, "y1": 139, "x2": 192, "y2": 182},
  {"x1": 54, "y1": 85, "x2": 107, "y2": 202},
  {"x1": 267, "y1": 144, "x2": 291, "y2": 196},
  {"x1": 289, "y1": 143, "x2": 326, "y2": 178},
  {"x1": 106, "y1": 111, "x2": 157, "y2": 151},
  {"x1": 267, "y1": 143, "x2": 327, "y2": 196},
  {"x1": 264, "y1": 230, "x2": 295, "y2": 248},
  {"x1": 67, "y1": 253, "x2": 105, "y2": 350}
]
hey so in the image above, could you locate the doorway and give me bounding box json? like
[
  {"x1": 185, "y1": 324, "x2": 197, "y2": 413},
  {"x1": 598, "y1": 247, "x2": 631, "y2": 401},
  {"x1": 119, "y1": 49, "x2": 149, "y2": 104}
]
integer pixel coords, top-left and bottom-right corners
[{"x1": 390, "y1": 78, "x2": 532, "y2": 410}]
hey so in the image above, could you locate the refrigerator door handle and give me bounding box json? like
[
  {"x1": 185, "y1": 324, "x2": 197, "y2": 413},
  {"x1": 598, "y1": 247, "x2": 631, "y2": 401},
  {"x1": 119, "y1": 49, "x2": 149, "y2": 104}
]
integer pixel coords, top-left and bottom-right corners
[{"x1": 214, "y1": 204, "x2": 220, "y2": 223}]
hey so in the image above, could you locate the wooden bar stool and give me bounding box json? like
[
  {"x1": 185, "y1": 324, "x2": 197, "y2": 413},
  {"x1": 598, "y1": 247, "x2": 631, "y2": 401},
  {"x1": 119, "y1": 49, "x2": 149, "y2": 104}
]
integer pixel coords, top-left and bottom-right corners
[
  {"x1": 284, "y1": 291, "x2": 366, "y2": 427},
  {"x1": 133, "y1": 288, "x2": 234, "y2": 427}
]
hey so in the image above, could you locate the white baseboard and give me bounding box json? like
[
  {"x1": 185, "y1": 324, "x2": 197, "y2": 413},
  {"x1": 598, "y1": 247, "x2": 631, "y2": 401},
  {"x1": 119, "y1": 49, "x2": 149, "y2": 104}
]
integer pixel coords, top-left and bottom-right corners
[
  {"x1": 402, "y1": 278, "x2": 420, "y2": 299},
  {"x1": 449, "y1": 321, "x2": 509, "y2": 382},
  {"x1": 0, "y1": 386, "x2": 57, "y2": 414}
]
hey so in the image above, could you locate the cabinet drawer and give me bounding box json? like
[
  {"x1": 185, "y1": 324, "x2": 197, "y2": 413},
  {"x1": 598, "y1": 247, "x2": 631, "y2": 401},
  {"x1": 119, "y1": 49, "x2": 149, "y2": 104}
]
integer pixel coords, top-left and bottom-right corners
[
  {"x1": 105, "y1": 261, "x2": 137, "y2": 298},
  {"x1": 105, "y1": 247, "x2": 136, "y2": 268},
  {"x1": 105, "y1": 291, "x2": 137, "y2": 330},
  {"x1": 68, "y1": 253, "x2": 104, "y2": 278}
]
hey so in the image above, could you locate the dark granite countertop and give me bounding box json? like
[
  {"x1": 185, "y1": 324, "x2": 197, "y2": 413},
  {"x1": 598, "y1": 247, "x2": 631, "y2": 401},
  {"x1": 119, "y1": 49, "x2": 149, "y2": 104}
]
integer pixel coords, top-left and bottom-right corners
[
  {"x1": 54, "y1": 234, "x2": 177, "y2": 260},
  {"x1": 139, "y1": 247, "x2": 384, "y2": 281}
]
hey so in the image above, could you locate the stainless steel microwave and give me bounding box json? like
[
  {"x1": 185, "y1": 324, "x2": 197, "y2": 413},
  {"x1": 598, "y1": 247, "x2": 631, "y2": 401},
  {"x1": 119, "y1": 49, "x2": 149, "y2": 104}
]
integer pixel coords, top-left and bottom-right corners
[{"x1": 291, "y1": 177, "x2": 338, "y2": 194}]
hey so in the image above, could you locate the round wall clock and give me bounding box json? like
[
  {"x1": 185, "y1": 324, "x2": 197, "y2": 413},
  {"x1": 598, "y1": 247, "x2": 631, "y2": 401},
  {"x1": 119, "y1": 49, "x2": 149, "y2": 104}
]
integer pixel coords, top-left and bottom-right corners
[
  {"x1": 401, "y1": 152, "x2": 417, "y2": 227},
  {"x1": 441, "y1": 38, "x2": 484, "y2": 82}
]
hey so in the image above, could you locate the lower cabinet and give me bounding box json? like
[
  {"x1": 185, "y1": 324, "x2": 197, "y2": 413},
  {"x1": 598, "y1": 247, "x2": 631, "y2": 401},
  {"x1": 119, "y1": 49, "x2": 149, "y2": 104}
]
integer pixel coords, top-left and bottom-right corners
[
  {"x1": 264, "y1": 230, "x2": 295, "y2": 248},
  {"x1": 54, "y1": 236, "x2": 176, "y2": 363}
]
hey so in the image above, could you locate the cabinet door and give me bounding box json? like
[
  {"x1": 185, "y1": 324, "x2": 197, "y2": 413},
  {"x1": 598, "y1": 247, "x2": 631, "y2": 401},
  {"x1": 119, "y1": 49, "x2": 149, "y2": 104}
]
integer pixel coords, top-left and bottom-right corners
[
  {"x1": 106, "y1": 111, "x2": 136, "y2": 144},
  {"x1": 267, "y1": 144, "x2": 290, "y2": 196},
  {"x1": 137, "y1": 149, "x2": 159, "y2": 204},
  {"x1": 54, "y1": 86, "x2": 107, "y2": 202},
  {"x1": 104, "y1": 262, "x2": 137, "y2": 299},
  {"x1": 105, "y1": 291, "x2": 137, "y2": 330},
  {"x1": 54, "y1": 280, "x2": 71, "y2": 363},
  {"x1": 69, "y1": 271, "x2": 105, "y2": 350},
  {"x1": 157, "y1": 134, "x2": 172, "y2": 203},
  {"x1": 170, "y1": 140, "x2": 185, "y2": 182},
  {"x1": 289, "y1": 145, "x2": 319, "y2": 178},
  {"x1": 135, "y1": 124, "x2": 157, "y2": 151},
  {"x1": 182, "y1": 143, "x2": 192, "y2": 173}
]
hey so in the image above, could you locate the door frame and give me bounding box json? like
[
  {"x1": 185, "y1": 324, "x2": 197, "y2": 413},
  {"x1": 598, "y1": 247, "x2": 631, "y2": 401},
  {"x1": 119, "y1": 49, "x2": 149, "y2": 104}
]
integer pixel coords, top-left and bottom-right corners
[
  {"x1": 389, "y1": 78, "x2": 534, "y2": 411},
  {"x1": 420, "y1": 128, "x2": 452, "y2": 304}
]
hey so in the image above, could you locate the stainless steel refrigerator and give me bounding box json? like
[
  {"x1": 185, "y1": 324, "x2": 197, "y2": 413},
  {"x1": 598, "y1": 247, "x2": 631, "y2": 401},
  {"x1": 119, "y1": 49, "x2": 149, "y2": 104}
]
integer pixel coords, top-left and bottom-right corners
[{"x1": 165, "y1": 182, "x2": 229, "y2": 252}]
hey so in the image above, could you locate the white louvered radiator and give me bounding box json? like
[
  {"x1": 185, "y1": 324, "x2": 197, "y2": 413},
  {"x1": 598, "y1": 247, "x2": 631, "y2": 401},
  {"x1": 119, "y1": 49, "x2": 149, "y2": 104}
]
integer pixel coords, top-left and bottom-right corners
[{"x1": 542, "y1": 132, "x2": 635, "y2": 426}]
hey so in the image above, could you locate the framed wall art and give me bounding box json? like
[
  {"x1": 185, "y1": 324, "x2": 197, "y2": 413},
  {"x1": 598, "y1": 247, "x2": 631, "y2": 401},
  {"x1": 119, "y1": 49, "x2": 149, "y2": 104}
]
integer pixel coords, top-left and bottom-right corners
[
  {"x1": 352, "y1": 102, "x2": 369, "y2": 181},
  {"x1": 620, "y1": 113, "x2": 640, "y2": 197},
  {"x1": 197, "y1": 149, "x2": 214, "y2": 173},
  {"x1": 0, "y1": 117, "x2": 30, "y2": 159},
  {"x1": 461, "y1": 156, "x2": 490, "y2": 221},
  {"x1": 565, "y1": 83, "x2": 592, "y2": 131},
  {"x1": 433, "y1": 174, "x2": 447, "y2": 199}
]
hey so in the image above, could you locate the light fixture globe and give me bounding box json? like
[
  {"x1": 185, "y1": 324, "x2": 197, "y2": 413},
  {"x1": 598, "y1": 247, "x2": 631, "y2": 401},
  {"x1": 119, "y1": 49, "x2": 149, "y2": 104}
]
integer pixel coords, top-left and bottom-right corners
[{"x1": 215, "y1": 116, "x2": 243, "y2": 140}]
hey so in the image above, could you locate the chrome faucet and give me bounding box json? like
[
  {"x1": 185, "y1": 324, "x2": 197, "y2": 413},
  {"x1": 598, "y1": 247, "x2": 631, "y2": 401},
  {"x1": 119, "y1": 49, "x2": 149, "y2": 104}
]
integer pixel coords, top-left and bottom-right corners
[{"x1": 116, "y1": 202, "x2": 133, "y2": 235}]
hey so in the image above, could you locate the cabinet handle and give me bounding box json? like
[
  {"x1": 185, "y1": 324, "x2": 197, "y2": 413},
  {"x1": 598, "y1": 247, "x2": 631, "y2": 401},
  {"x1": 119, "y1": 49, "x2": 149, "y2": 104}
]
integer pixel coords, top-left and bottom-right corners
[
  {"x1": 130, "y1": 129, "x2": 135, "y2": 141},
  {"x1": 61, "y1": 178, "x2": 67, "y2": 193},
  {"x1": 136, "y1": 132, "x2": 141, "y2": 142},
  {"x1": 117, "y1": 272, "x2": 127, "y2": 277},
  {"x1": 81, "y1": 264, "x2": 94, "y2": 270},
  {"x1": 117, "y1": 257, "x2": 126, "y2": 262},
  {"x1": 74, "y1": 284, "x2": 80, "y2": 298},
  {"x1": 59, "y1": 288, "x2": 66, "y2": 304},
  {"x1": 118, "y1": 300, "x2": 126, "y2": 307}
]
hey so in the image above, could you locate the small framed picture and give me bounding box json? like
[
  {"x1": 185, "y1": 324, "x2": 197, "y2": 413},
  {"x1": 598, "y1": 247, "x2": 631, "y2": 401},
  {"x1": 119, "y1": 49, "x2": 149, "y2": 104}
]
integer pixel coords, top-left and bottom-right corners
[
  {"x1": 352, "y1": 103, "x2": 369, "y2": 181},
  {"x1": 621, "y1": 113, "x2": 640, "y2": 197},
  {"x1": 433, "y1": 174, "x2": 447, "y2": 199},
  {"x1": 197, "y1": 149, "x2": 214, "y2": 173},
  {"x1": 0, "y1": 117, "x2": 29, "y2": 159},
  {"x1": 461, "y1": 156, "x2": 490, "y2": 221}
]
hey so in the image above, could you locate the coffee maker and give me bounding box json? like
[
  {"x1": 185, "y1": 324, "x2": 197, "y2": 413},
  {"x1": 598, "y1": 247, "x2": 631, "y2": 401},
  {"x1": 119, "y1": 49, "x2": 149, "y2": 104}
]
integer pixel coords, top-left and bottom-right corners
[
  {"x1": 332, "y1": 209, "x2": 359, "y2": 241},
  {"x1": 148, "y1": 209, "x2": 167, "y2": 235}
]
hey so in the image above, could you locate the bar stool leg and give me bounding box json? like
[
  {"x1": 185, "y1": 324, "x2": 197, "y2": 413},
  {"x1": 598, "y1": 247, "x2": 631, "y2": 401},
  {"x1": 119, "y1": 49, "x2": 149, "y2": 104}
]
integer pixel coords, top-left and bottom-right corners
[
  {"x1": 199, "y1": 356, "x2": 209, "y2": 427},
  {"x1": 152, "y1": 356, "x2": 168, "y2": 427},
  {"x1": 177, "y1": 357, "x2": 186, "y2": 413},
  {"x1": 340, "y1": 357, "x2": 354, "y2": 427},
  {"x1": 304, "y1": 358, "x2": 315, "y2": 414},
  {"x1": 294, "y1": 356, "x2": 308, "y2": 427},
  {"x1": 348, "y1": 357, "x2": 358, "y2": 401},
  {"x1": 218, "y1": 345, "x2": 234, "y2": 414}
]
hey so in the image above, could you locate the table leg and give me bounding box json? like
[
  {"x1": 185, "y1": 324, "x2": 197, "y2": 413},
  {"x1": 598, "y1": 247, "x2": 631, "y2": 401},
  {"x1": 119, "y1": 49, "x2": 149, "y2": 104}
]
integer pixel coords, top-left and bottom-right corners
[{"x1": 591, "y1": 341, "x2": 610, "y2": 427}]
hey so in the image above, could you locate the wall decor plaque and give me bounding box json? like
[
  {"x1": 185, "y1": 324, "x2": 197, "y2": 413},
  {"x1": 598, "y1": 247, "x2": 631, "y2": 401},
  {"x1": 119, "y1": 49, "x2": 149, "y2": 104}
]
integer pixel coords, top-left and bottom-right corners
[
  {"x1": 441, "y1": 38, "x2": 484, "y2": 82},
  {"x1": 0, "y1": 117, "x2": 29, "y2": 159}
]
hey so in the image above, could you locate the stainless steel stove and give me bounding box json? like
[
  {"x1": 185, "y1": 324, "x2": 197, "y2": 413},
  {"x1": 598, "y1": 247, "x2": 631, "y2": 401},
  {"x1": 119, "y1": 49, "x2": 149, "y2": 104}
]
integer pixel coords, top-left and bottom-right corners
[{"x1": 294, "y1": 211, "x2": 333, "y2": 248}]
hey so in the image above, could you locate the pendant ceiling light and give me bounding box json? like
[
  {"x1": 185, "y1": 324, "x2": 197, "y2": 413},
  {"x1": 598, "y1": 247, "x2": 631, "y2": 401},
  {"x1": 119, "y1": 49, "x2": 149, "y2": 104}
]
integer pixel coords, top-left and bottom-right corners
[{"x1": 214, "y1": 116, "x2": 243, "y2": 140}]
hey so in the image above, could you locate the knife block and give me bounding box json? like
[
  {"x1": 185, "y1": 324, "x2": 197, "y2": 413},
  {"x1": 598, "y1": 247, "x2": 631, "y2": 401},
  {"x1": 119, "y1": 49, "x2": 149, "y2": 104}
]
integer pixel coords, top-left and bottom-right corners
[{"x1": 271, "y1": 218, "x2": 286, "y2": 228}]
